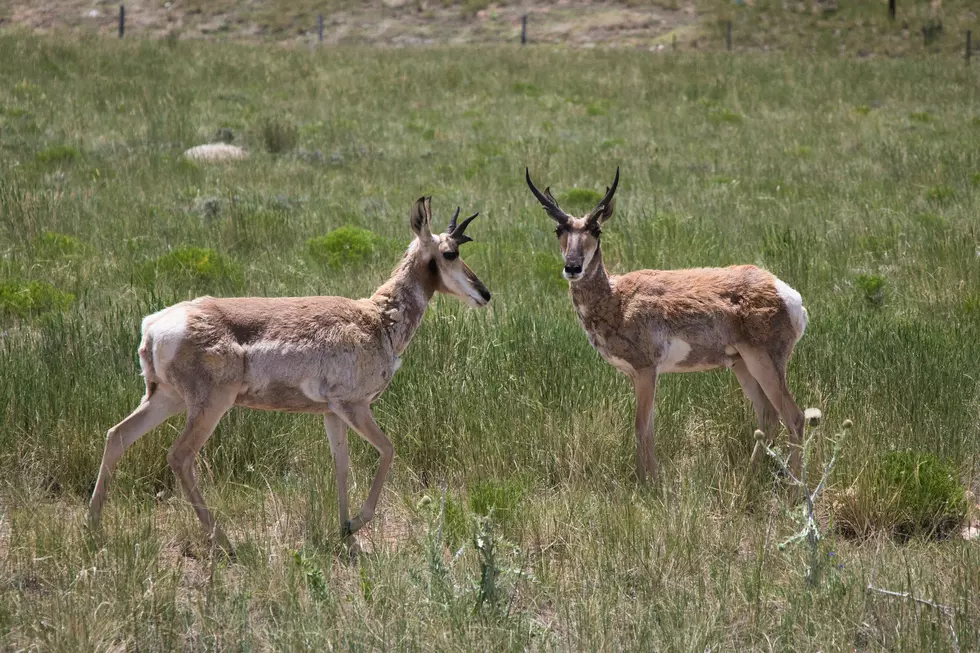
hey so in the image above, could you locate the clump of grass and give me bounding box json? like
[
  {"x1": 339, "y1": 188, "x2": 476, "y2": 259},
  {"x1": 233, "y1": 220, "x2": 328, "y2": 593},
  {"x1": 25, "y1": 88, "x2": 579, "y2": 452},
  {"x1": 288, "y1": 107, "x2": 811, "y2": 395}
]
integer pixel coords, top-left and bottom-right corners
[
  {"x1": 586, "y1": 103, "x2": 606, "y2": 117},
  {"x1": 530, "y1": 251, "x2": 566, "y2": 292},
  {"x1": 0, "y1": 279, "x2": 74, "y2": 318},
  {"x1": 708, "y1": 108, "x2": 743, "y2": 124},
  {"x1": 35, "y1": 144, "x2": 80, "y2": 167},
  {"x1": 34, "y1": 231, "x2": 83, "y2": 257},
  {"x1": 913, "y1": 212, "x2": 946, "y2": 231},
  {"x1": 834, "y1": 451, "x2": 967, "y2": 540},
  {"x1": 306, "y1": 226, "x2": 383, "y2": 268},
  {"x1": 971, "y1": 172, "x2": 980, "y2": 186},
  {"x1": 140, "y1": 246, "x2": 242, "y2": 290},
  {"x1": 512, "y1": 82, "x2": 540, "y2": 96},
  {"x1": 468, "y1": 478, "x2": 525, "y2": 531},
  {"x1": 909, "y1": 111, "x2": 932, "y2": 123},
  {"x1": 261, "y1": 116, "x2": 298, "y2": 154},
  {"x1": 855, "y1": 274, "x2": 885, "y2": 307},
  {"x1": 925, "y1": 185, "x2": 955, "y2": 206},
  {"x1": 853, "y1": 105, "x2": 872, "y2": 115}
]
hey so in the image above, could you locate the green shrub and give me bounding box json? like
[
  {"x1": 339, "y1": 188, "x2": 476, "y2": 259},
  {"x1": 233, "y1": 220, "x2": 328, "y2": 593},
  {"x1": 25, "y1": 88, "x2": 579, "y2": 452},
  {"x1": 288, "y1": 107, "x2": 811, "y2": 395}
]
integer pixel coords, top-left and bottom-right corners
[
  {"x1": 559, "y1": 187, "x2": 603, "y2": 213},
  {"x1": 141, "y1": 246, "x2": 242, "y2": 290},
  {"x1": 34, "y1": 231, "x2": 83, "y2": 257},
  {"x1": 306, "y1": 226, "x2": 382, "y2": 268},
  {"x1": 855, "y1": 274, "x2": 885, "y2": 307},
  {"x1": 35, "y1": 144, "x2": 80, "y2": 167},
  {"x1": 0, "y1": 280, "x2": 74, "y2": 318},
  {"x1": 261, "y1": 116, "x2": 298, "y2": 154},
  {"x1": 708, "y1": 108, "x2": 743, "y2": 124},
  {"x1": 834, "y1": 451, "x2": 966, "y2": 540},
  {"x1": 468, "y1": 478, "x2": 525, "y2": 529},
  {"x1": 909, "y1": 111, "x2": 932, "y2": 123},
  {"x1": 925, "y1": 185, "x2": 955, "y2": 206}
]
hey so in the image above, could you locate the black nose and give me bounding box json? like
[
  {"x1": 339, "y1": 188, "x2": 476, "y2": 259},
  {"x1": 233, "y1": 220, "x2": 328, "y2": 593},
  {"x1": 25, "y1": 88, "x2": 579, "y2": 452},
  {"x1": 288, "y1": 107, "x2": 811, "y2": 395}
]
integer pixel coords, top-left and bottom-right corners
[
  {"x1": 564, "y1": 264, "x2": 583, "y2": 276},
  {"x1": 479, "y1": 287, "x2": 491, "y2": 302}
]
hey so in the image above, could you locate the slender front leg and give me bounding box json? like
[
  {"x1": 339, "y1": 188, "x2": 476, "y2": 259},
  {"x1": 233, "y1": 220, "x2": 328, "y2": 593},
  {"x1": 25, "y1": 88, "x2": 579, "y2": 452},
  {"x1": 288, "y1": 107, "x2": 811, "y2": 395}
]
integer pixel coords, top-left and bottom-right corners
[
  {"x1": 331, "y1": 402, "x2": 394, "y2": 535},
  {"x1": 323, "y1": 413, "x2": 354, "y2": 546},
  {"x1": 166, "y1": 388, "x2": 237, "y2": 556},
  {"x1": 734, "y1": 346, "x2": 806, "y2": 481},
  {"x1": 633, "y1": 371, "x2": 660, "y2": 484},
  {"x1": 731, "y1": 359, "x2": 779, "y2": 468}
]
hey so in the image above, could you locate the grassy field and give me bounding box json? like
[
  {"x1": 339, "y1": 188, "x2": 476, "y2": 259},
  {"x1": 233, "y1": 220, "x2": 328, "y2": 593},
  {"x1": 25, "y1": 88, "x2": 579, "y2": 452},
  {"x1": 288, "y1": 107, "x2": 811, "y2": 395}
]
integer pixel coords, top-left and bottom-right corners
[{"x1": 1, "y1": 30, "x2": 980, "y2": 650}]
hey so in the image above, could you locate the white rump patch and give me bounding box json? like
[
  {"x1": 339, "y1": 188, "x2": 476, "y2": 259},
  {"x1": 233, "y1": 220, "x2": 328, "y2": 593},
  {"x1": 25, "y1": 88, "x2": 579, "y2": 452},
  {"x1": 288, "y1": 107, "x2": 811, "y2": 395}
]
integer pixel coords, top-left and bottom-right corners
[
  {"x1": 143, "y1": 305, "x2": 189, "y2": 382},
  {"x1": 773, "y1": 277, "x2": 808, "y2": 340},
  {"x1": 657, "y1": 338, "x2": 693, "y2": 373}
]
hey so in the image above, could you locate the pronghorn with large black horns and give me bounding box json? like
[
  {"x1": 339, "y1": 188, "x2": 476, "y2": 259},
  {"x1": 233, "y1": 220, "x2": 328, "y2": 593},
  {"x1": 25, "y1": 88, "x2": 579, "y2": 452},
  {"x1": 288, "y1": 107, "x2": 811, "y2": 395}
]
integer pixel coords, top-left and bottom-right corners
[
  {"x1": 89, "y1": 196, "x2": 490, "y2": 555},
  {"x1": 526, "y1": 167, "x2": 812, "y2": 483}
]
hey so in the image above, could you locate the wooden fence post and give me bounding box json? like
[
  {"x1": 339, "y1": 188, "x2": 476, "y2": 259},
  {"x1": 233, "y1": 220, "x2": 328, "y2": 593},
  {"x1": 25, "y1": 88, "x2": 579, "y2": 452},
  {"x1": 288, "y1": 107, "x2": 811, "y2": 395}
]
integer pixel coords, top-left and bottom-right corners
[
  {"x1": 521, "y1": 15, "x2": 527, "y2": 45},
  {"x1": 318, "y1": 14, "x2": 324, "y2": 43},
  {"x1": 119, "y1": 5, "x2": 125, "y2": 38}
]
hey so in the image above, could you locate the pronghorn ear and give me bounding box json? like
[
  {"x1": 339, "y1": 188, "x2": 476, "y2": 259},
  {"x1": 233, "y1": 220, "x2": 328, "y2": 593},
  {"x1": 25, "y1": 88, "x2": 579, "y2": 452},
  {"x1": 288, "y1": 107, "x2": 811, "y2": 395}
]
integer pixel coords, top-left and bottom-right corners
[
  {"x1": 410, "y1": 196, "x2": 433, "y2": 240},
  {"x1": 593, "y1": 193, "x2": 615, "y2": 224}
]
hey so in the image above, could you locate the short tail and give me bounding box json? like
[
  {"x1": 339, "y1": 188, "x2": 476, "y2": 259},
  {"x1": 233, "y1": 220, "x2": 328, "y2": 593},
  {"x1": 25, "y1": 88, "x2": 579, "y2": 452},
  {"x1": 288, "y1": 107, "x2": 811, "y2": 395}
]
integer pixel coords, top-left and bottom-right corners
[{"x1": 137, "y1": 317, "x2": 158, "y2": 397}]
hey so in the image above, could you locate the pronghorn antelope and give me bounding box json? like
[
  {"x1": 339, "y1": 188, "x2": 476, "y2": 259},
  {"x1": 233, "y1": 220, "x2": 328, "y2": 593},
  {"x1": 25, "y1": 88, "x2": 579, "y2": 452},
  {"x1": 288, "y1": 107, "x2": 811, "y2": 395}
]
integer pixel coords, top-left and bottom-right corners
[
  {"x1": 526, "y1": 168, "x2": 810, "y2": 483},
  {"x1": 89, "y1": 197, "x2": 491, "y2": 554}
]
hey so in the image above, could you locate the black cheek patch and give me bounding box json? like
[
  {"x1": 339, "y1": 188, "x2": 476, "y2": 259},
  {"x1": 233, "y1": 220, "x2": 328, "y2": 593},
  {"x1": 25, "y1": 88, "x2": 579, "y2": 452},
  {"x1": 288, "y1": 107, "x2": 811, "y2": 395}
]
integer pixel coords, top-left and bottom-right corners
[{"x1": 428, "y1": 259, "x2": 439, "y2": 275}]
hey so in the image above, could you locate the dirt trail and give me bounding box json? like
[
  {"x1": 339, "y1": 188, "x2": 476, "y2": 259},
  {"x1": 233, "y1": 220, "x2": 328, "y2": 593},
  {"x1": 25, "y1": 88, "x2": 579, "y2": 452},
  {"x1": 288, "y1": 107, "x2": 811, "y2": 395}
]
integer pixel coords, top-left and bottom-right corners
[{"x1": 2, "y1": 1, "x2": 699, "y2": 49}]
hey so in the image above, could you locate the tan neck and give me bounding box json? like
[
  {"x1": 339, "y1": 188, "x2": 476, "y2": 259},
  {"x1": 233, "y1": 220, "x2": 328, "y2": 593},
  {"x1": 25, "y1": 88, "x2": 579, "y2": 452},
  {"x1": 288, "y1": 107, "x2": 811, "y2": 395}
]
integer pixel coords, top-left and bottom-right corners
[
  {"x1": 570, "y1": 245, "x2": 613, "y2": 307},
  {"x1": 371, "y1": 242, "x2": 437, "y2": 355}
]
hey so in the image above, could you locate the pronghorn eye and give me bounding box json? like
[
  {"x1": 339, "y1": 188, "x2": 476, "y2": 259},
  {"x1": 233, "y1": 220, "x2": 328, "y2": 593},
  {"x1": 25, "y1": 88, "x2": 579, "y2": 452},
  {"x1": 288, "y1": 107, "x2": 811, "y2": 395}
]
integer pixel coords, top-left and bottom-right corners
[{"x1": 443, "y1": 251, "x2": 458, "y2": 261}]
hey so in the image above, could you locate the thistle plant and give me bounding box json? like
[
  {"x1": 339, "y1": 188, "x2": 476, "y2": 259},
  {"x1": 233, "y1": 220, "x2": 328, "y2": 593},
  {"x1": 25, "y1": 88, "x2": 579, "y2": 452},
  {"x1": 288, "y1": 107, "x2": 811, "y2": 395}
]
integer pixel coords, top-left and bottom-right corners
[{"x1": 759, "y1": 416, "x2": 851, "y2": 586}]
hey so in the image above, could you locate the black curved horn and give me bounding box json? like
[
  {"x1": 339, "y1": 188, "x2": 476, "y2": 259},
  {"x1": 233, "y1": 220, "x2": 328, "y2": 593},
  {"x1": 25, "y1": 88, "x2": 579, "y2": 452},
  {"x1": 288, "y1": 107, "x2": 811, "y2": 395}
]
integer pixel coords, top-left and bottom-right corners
[
  {"x1": 587, "y1": 166, "x2": 620, "y2": 223},
  {"x1": 450, "y1": 211, "x2": 479, "y2": 245},
  {"x1": 447, "y1": 206, "x2": 461, "y2": 233},
  {"x1": 526, "y1": 168, "x2": 570, "y2": 224}
]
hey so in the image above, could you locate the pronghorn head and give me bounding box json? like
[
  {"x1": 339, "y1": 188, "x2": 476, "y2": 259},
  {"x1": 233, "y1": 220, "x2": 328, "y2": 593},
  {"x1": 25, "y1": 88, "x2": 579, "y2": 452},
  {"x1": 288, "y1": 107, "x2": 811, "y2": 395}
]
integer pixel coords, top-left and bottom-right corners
[
  {"x1": 525, "y1": 167, "x2": 619, "y2": 283},
  {"x1": 409, "y1": 196, "x2": 491, "y2": 308}
]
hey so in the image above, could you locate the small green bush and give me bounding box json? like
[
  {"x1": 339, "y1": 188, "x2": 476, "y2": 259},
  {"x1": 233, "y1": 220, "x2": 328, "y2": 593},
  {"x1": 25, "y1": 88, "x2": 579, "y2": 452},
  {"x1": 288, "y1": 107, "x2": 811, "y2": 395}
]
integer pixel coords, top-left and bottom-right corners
[
  {"x1": 468, "y1": 478, "x2": 525, "y2": 529},
  {"x1": 261, "y1": 116, "x2": 298, "y2": 154},
  {"x1": 0, "y1": 280, "x2": 74, "y2": 318},
  {"x1": 909, "y1": 111, "x2": 932, "y2": 123},
  {"x1": 855, "y1": 274, "x2": 885, "y2": 307},
  {"x1": 34, "y1": 231, "x2": 83, "y2": 257},
  {"x1": 306, "y1": 226, "x2": 381, "y2": 268},
  {"x1": 512, "y1": 82, "x2": 540, "y2": 96},
  {"x1": 835, "y1": 451, "x2": 966, "y2": 540},
  {"x1": 559, "y1": 187, "x2": 603, "y2": 213},
  {"x1": 708, "y1": 108, "x2": 743, "y2": 124},
  {"x1": 141, "y1": 246, "x2": 242, "y2": 289},
  {"x1": 35, "y1": 144, "x2": 80, "y2": 167},
  {"x1": 925, "y1": 185, "x2": 955, "y2": 206}
]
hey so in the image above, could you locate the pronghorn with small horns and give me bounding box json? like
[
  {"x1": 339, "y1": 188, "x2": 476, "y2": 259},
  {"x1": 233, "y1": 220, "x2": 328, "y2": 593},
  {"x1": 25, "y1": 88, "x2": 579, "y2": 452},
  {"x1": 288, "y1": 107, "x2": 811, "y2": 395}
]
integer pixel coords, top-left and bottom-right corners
[
  {"x1": 89, "y1": 197, "x2": 491, "y2": 554},
  {"x1": 526, "y1": 167, "x2": 811, "y2": 483}
]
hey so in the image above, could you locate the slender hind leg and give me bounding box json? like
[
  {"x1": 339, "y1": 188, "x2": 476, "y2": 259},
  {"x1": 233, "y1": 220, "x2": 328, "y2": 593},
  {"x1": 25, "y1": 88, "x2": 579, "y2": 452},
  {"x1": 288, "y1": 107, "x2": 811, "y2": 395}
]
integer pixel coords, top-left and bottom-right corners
[
  {"x1": 731, "y1": 359, "x2": 780, "y2": 468},
  {"x1": 90, "y1": 387, "x2": 185, "y2": 525},
  {"x1": 330, "y1": 402, "x2": 394, "y2": 536},
  {"x1": 166, "y1": 387, "x2": 237, "y2": 555},
  {"x1": 734, "y1": 345, "x2": 806, "y2": 480}
]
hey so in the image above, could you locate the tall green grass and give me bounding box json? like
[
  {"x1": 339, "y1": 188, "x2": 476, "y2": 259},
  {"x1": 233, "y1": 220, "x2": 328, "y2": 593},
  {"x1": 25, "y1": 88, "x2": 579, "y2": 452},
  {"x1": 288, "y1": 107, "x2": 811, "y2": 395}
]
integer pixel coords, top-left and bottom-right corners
[{"x1": 0, "y1": 33, "x2": 978, "y2": 650}]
